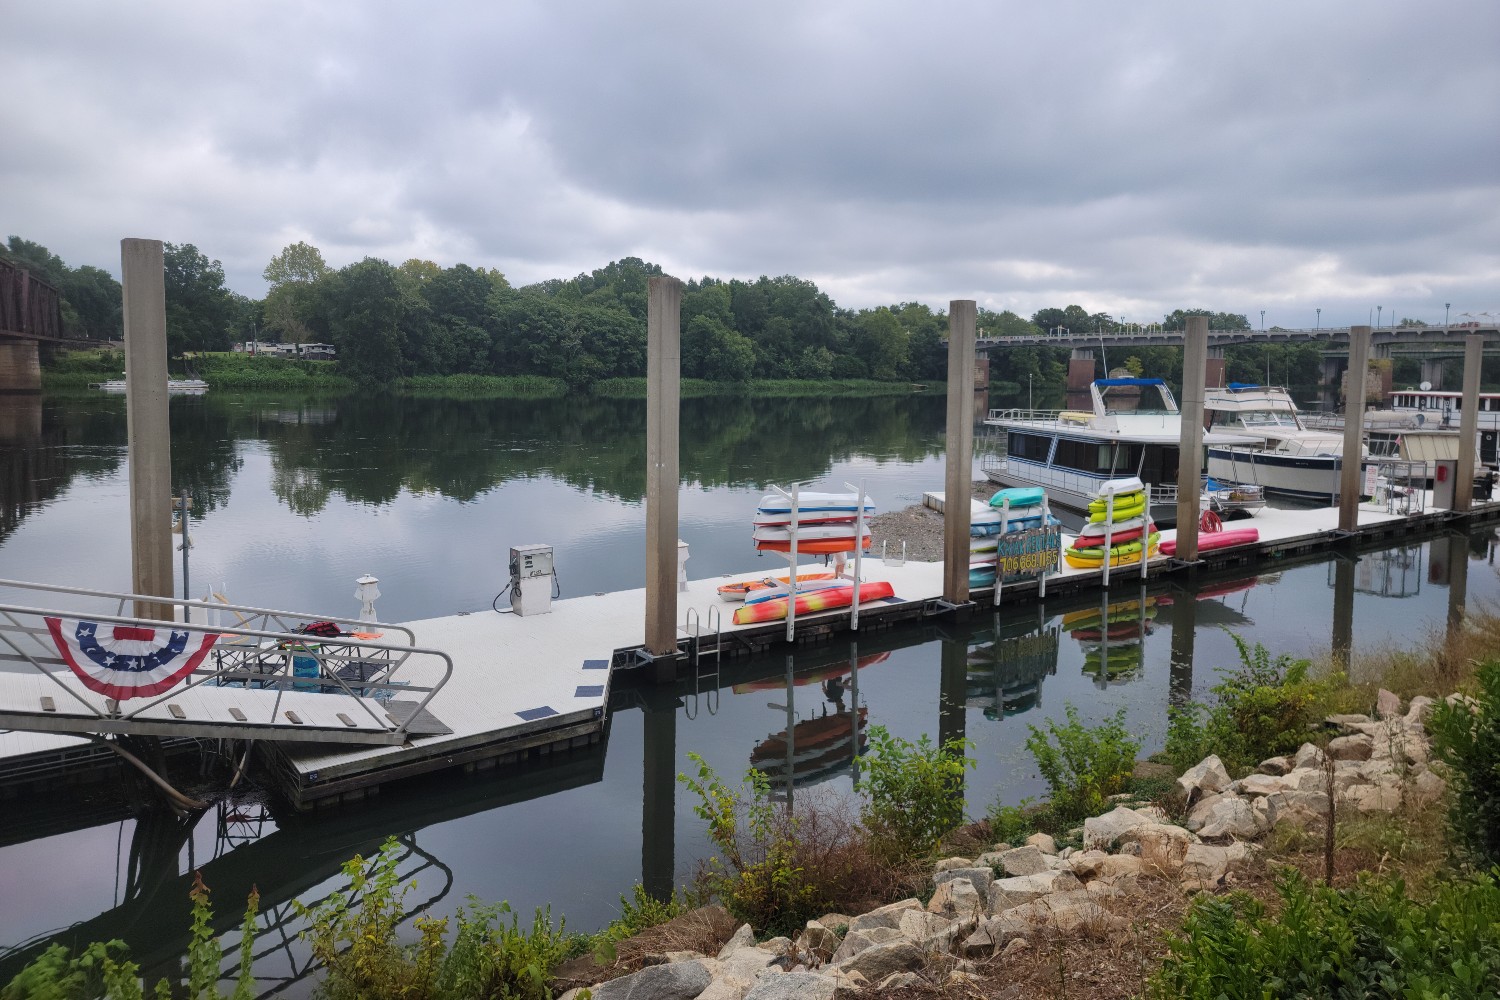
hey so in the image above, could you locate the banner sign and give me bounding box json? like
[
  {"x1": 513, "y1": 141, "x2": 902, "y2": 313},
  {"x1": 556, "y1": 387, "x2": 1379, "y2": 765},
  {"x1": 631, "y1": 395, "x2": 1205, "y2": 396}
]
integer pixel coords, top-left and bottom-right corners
[
  {"x1": 997, "y1": 525, "x2": 1062, "y2": 582},
  {"x1": 45, "y1": 618, "x2": 219, "y2": 700}
]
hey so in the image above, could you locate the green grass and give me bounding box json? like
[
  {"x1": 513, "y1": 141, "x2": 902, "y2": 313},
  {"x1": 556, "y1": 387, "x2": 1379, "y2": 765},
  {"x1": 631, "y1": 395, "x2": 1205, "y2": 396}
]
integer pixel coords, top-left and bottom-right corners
[{"x1": 396, "y1": 374, "x2": 568, "y2": 398}]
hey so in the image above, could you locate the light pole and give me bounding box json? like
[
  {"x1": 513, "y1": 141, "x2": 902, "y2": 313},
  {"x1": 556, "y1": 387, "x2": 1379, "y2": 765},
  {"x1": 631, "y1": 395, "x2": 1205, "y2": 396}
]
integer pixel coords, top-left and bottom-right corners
[
  {"x1": 1377, "y1": 305, "x2": 1383, "y2": 328},
  {"x1": 1316, "y1": 307, "x2": 1321, "y2": 330},
  {"x1": 1028, "y1": 373, "x2": 1033, "y2": 412},
  {"x1": 1445, "y1": 302, "x2": 1451, "y2": 328},
  {"x1": 1260, "y1": 310, "x2": 1265, "y2": 331}
]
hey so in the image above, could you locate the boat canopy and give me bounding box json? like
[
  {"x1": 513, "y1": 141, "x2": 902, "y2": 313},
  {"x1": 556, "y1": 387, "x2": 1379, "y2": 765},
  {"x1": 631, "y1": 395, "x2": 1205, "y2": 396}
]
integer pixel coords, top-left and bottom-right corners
[{"x1": 1096, "y1": 378, "x2": 1167, "y2": 387}]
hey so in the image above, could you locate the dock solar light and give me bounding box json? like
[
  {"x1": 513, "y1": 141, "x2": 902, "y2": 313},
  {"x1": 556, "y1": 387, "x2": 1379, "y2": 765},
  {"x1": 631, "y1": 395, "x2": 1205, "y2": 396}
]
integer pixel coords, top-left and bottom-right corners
[{"x1": 356, "y1": 574, "x2": 381, "y2": 623}]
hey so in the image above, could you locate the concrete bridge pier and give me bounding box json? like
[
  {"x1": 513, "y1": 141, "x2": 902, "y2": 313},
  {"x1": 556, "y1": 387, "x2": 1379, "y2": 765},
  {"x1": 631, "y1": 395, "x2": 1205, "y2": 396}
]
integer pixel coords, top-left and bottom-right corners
[
  {"x1": 1205, "y1": 346, "x2": 1226, "y2": 389},
  {"x1": 1320, "y1": 355, "x2": 1347, "y2": 390},
  {"x1": 0, "y1": 341, "x2": 41, "y2": 393},
  {"x1": 1066, "y1": 349, "x2": 1096, "y2": 394},
  {"x1": 1420, "y1": 358, "x2": 1446, "y2": 391}
]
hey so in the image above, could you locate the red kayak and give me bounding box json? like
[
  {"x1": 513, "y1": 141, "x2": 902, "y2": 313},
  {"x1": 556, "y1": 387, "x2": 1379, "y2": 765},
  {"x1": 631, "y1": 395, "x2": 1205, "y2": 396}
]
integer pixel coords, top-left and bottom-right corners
[
  {"x1": 1159, "y1": 528, "x2": 1259, "y2": 556},
  {"x1": 1071, "y1": 523, "x2": 1151, "y2": 549}
]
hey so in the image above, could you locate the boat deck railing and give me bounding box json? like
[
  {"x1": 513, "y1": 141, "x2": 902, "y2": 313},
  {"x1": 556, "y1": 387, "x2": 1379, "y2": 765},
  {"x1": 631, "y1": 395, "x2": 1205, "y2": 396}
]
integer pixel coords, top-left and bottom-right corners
[{"x1": 0, "y1": 577, "x2": 452, "y2": 744}]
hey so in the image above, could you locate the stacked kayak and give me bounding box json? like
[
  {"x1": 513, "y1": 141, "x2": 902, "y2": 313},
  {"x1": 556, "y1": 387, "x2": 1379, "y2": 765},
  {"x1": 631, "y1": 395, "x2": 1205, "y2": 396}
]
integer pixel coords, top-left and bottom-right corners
[
  {"x1": 753, "y1": 492, "x2": 875, "y2": 553},
  {"x1": 971, "y1": 489, "x2": 1059, "y2": 587},
  {"x1": 732, "y1": 581, "x2": 896, "y2": 625},
  {"x1": 1064, "y1": 478, "x2": 1159, "y2": 569}
]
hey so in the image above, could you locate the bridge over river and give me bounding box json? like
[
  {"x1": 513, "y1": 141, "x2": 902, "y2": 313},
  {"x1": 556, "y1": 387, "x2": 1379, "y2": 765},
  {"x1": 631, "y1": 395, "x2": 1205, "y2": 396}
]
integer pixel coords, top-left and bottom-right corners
[
  {"x1": 978, "y1": 322, "x2": 1500, "y2": 395},
  {"x1": 0, "y1": 259, "x2": 66, "y2": 393}
]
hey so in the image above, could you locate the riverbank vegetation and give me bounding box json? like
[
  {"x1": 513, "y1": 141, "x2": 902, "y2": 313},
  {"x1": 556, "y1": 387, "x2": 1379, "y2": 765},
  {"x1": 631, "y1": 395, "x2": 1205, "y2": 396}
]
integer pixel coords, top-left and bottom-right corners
[
  {"x1": 27, "y1": 232, "x2": 1483, "y2": 400},
  {"x1": 8, "y1": 611, "x2": 1500, "y2": 998}
]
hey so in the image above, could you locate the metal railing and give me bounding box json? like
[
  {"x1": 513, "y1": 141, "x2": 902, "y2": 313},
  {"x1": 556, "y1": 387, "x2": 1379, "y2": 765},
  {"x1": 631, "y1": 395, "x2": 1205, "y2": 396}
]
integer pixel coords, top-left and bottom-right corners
[{"x1": 0, "y1": 578, "x2": 451, "y2": 740}]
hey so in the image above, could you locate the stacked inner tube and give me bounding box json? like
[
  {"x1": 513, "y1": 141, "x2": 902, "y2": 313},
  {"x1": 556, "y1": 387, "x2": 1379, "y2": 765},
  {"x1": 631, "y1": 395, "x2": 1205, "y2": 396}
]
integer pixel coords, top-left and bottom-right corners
[
  {"x1": 971, "y1": 487, "x2": 1058, "y2": 588},
  {"x1": 1064, "y1": 480, "x2": 1159, "y2": 569}
]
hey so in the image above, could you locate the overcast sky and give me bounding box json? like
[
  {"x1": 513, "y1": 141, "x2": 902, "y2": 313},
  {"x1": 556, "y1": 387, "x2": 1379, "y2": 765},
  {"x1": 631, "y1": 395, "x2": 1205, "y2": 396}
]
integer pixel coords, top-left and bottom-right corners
[{"x1": 5, "y1": 1, "x2": 1497, "y2": 327}]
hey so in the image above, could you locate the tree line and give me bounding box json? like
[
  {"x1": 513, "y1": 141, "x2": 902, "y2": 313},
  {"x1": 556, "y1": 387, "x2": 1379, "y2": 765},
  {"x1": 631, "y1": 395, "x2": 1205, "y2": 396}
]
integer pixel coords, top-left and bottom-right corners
[{"x1": 7, "y1": 234, "x2": 1300, "y2": 388}]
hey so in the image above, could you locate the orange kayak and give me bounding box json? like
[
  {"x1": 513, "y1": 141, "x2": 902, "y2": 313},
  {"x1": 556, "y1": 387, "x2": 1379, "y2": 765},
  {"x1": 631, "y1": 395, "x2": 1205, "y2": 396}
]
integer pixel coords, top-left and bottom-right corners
[
  {"x1": 717, "y1": 572, "x2": 838, "y2": 602},
  {"x1": 755, "y1": 536, "x2": 873, "y2": 554},
  {"x1": 732, "y1": 581, "x2": 896, "y2": 625}
]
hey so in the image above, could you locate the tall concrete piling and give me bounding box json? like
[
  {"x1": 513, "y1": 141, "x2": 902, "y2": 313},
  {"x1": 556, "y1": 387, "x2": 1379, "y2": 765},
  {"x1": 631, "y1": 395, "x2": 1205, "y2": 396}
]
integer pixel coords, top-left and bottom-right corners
[
  {"x1": 943, "y1": 300, "x2": 976, "y2": 605},
  {"x1": 1453, "y1": 334, "x2": 1484, "y2": 512},
  {"x1": 644, "y1": 276, "x2": 683, "y2": 677},
  {"x1": 121, "y1": 239, "x2": 175, "y2": 622},
  {"x1": 1173, "y1": 317, "x2": 1208, "y2": 561},
  {"x1": 1338, "y1": 326, "x2": 1372, "y2": 531}
]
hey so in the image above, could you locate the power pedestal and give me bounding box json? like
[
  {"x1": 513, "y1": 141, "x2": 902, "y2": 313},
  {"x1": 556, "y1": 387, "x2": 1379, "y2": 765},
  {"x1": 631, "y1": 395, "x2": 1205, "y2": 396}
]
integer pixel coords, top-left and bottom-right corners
[{"x1": 510, "y1": 544, "x2": 555, "y2": 616}]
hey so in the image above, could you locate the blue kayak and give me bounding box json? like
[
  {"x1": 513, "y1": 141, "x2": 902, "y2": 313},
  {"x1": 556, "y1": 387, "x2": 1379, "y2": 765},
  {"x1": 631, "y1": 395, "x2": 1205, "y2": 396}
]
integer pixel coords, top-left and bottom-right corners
[{"x1": 989, "y1": 487, "x2": 1045, "y2": 509}]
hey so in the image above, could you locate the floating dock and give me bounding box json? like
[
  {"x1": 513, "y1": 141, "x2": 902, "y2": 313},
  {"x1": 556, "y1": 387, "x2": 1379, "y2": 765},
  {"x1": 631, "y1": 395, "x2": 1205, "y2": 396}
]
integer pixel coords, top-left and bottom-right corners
[{"x1": 2, "y1": 494, "x2": 1498, "y2": 809}]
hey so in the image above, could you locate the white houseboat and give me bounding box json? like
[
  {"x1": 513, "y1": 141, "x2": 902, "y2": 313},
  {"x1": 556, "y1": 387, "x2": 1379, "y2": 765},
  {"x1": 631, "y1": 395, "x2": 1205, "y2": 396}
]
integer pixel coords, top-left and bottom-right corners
[
  {"x1": 983, "y1": 378, "x2": 1261, "y2": 525},
  {"x1": 1386, "y1": 389, "x2": 1500, "y2": 467},
  {"x1": 1203, "y1": 384, "x2": 1367, "y2": 501}
]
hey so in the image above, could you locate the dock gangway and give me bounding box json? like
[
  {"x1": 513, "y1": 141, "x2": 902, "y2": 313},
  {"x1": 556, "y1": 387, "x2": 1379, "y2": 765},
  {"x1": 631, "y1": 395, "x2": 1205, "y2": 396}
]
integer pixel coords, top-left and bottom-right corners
[{"x1": 0, "y1": 578, "x2": 453, "y2": 747}]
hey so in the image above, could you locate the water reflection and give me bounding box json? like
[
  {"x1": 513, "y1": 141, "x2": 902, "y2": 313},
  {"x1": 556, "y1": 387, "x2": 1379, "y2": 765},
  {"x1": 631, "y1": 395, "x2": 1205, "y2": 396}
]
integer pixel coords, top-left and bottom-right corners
[{"x1": 966, "y1": 615, "x2": 1060, "y2": 718}]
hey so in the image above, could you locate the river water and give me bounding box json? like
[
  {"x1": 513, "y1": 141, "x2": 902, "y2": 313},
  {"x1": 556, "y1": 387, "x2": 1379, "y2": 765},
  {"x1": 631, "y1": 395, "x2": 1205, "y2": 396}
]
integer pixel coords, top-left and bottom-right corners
[{"x1": 0, "y1": 390, "x2": 1495, "y2": 994}]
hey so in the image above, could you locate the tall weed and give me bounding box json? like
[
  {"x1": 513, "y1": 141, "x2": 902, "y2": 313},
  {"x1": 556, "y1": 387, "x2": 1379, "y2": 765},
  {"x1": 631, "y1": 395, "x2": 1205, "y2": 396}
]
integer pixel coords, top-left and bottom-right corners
[
  {"x1": 856, "y1": 726, "x2": 974, "y2": 860},
  {"x1": 1148, "y1": 868, "x2": 1500, "y2": 999},
  {"x1": 1163, "y1": 635, "x2": 1342, "y2": 776},
  {"x1": 1024, "y1": 704, "x2": 1139, "y2": 822},
  {"x1": 1429, "y1": 660, "x2": 1500, "y2": 868}
]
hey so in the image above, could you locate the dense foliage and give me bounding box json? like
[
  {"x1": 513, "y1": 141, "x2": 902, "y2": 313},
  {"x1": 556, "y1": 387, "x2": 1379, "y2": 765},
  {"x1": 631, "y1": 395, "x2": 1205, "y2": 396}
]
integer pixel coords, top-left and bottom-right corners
[
  {"x1": 1148, "y1": 868, "x2": 1500, "y2": 999},
  {"x1": 856, "y1": 726, "x2": 974, "y2": 860},
  {"x1": 1023, "y1": 704, "x2": 1140, "y2": 822},
  {"x1": 1430, "y1": 661, "x2": 1500, "y2": 868},
  {"x1": 1163, "y1": 635, "x2": 1346, "y2": 776}
]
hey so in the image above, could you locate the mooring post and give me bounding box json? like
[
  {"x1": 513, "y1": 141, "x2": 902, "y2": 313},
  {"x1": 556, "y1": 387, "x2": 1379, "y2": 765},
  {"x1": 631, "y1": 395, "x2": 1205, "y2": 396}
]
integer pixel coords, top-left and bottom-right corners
[
  {"x1": 1446, "y1": 532, "x2": 1470, "y2": 639},
  {"x1": 121, "y1": 239, "x2": 175, "y2": 622},
  {"x1": 644, "y1": 276, "x2": 682, "y2": 677},
  {"x1": 1339, "y1": 326, "x2": 1372, "y2": 530},
  {"x1": 1453, "y1": 333, "x2": 1484, "y2": 512},
  {"x1": 1174, "y1": 316, "x2": 1208, "y2": 561},
  {"x1": 640, "y1": 682, "x2": 678, "y2": 901},
  {"x1": 944, "y1": 300, "x2": 976, "y2": 604},
  {"x1": 1168, "y1": 585, "x2": 1197, "y2": 708}
]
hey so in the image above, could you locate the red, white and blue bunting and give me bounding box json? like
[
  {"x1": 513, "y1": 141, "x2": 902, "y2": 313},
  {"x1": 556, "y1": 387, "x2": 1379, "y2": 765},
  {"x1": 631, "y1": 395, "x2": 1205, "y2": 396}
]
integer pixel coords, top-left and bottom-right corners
[{"x1": 44, "y1": 618, "x2": 220, "y2": 700}]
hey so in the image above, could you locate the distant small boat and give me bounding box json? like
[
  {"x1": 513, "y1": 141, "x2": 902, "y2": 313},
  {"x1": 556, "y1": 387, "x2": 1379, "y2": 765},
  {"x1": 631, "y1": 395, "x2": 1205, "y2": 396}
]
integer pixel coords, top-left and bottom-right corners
[{"x1": 91, "y1": 377, "x2": 209, "y2": 395}]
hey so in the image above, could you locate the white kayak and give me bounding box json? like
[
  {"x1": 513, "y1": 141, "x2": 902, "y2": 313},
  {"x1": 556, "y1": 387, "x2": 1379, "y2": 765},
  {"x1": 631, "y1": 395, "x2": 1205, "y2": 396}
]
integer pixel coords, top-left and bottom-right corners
[
  {"x1": 1077, "y1": 515, "x2": 1150, "y2": 538},
  {"x1": 756, "y1": 492, "x2": 875, "y2": 515},
  {"x1": 752, "y1": 523, "x2": 873, "y2": 543}
]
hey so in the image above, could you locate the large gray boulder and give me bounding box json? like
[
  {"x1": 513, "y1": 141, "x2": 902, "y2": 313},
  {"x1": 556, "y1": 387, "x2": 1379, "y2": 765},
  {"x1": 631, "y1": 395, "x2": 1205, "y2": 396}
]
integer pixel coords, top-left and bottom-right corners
[
  {"x1": 835, "y1": 940, "x2": 925, "y2": 983},
  {"x1": 1082, "y1": 806, "x2": 1157, "y2": 851},
  {"x1": 744, "y1": 972, "x2": 837, "y2": 1000},
  {"x1": 828, "y1": 926, "x2": 903, "y2": 966},
  {"x1": 932, "y1": 866, "x2": 995, "y2": 896},
  {"x1": 926, "y1": 877, "x2": 984, "y2": 919},
  {"x1": 1195, "y1": 795, "x2": 1262, "y2": 840},
  {"x1": 719, "y1": 924, "x2": 757, "y2": 958},
  {"x1": 845, "y1": 898, "x2": 923, "y2": 934},
  {"x1": 987, "y1": 869, "x2": 1083, "y2": 911},
  {"x1": 1327, "y1": 734, "x2": 1373, "y2": 761},
  {"x1": 1025, "y1": 832, "x2": 1059, "y2": 855},
  {"x1": 1177, "y1": 755, "x2": 1231, "y2": 803},
  {"x1": 997, "y1": 845, "x2": 1051, "y2": 876},
  {"x1": 897, "y1": 909, "x2": 964, "y2": 952},
  {"x1": 588, "y1": 959, "x2": 715, "y2": 1000}
]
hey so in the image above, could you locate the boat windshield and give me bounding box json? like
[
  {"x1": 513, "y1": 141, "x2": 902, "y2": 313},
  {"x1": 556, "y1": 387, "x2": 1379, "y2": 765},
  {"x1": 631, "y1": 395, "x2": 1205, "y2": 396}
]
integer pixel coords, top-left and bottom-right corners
[
  {"x1": 1240, "y1": 411, "x2": 1300, "y2": 428},
  {"x1": 1099, "y1": 382, "x2": 1177, "y2": 416}
]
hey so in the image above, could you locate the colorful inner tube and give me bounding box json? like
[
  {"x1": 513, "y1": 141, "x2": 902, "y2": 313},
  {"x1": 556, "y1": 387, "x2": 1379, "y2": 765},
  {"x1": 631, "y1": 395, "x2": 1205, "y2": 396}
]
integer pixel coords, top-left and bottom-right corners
[{"x1": 732, "y1": 581, "x2": 896, "y2": 625}]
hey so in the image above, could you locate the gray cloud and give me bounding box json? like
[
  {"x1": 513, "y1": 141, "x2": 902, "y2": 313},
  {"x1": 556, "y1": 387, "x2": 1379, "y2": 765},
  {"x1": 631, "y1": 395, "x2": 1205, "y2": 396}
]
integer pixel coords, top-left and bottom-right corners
[{"x1": 3, "y1": 0, "x2": 1496, "y2": 327}]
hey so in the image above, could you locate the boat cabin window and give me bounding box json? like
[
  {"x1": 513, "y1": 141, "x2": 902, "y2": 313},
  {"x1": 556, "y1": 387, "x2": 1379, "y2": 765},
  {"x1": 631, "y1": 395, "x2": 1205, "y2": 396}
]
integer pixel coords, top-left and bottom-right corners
[
  {"x1": 1007, "y1": 432, "x2": 1053, "y2": 462},
  {"x1": 1099, "y1": 383, "x2": 1176, "y2": 416}
]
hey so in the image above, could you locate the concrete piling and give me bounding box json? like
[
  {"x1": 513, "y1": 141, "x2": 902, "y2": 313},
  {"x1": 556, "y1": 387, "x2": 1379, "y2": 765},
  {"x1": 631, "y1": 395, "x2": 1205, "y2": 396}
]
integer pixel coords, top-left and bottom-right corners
[
  {"x1": 943, "y1": 301, "x2": 976, "y2": 605},
  {"x1": 120, "y1": 239, "x2": 175, "y2": 621},
  {"x1": 1453, "y1": 334, "x2": 1484, "y2": 512},
  {"x1": 1338, "y1": 326, "x2": 1372, "y2": 530},
  {"x1": 644, "y1": 276, "x2": 683, "y2": 671},
  {"x1": 1173, "y1": 317, "x2": 1208, "y2": 561}
]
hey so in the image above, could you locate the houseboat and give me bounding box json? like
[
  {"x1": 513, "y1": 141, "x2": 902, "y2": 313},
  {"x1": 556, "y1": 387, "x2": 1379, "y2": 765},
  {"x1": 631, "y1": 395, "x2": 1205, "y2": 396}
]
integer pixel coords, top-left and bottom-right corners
[
  {"x1": 983, "y1": 378, "x2": 1261, "y2": 525},
  {"x1": 1204, "y1": 385, "x2": 1367, "y2": 501},
  {"x1": 1386, "y1": 389, "x2": 1500, "y2": 466}
]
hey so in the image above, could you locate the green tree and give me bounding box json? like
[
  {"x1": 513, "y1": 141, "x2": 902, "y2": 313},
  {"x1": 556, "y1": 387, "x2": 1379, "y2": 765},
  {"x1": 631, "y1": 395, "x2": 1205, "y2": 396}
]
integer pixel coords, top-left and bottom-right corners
[
  {"x1": 163, "y1": 243, "x2": 235, "y2": 354},
  {"x1": 684, "y1": 315, "x2": 754, "y2": 381},
  {"x1": 262, "y1": 241, "x2": 331, "y2": 345},
  {"x1": 321, "y1": 257, "x2": 411, "y2": 382},
  {"x1": 853, "y1": 308, "x2": 909, "y2": 380}
]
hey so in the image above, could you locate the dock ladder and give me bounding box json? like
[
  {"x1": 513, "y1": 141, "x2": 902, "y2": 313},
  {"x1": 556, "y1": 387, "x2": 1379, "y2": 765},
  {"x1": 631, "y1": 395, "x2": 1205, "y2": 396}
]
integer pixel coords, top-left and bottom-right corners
[{"x1": 682, "y1": 606, "x2": 722, "y2": 719}]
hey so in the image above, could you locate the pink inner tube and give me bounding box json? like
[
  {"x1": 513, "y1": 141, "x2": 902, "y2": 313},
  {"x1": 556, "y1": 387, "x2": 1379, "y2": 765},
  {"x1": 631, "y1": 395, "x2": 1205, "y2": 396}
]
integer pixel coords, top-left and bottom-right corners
[{"x1": 1159, "y1": 528, "x2": 1259, "y2": 556}]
